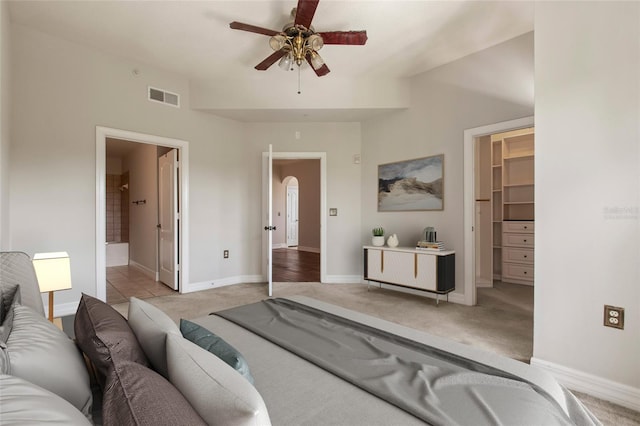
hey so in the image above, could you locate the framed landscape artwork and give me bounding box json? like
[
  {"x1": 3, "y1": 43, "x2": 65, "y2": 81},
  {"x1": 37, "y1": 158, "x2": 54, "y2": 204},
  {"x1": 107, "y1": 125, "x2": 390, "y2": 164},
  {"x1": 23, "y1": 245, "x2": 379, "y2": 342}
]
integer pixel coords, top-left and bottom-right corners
[{"x1": 378, "y1": 154, "x2": 444, "y2": 211}]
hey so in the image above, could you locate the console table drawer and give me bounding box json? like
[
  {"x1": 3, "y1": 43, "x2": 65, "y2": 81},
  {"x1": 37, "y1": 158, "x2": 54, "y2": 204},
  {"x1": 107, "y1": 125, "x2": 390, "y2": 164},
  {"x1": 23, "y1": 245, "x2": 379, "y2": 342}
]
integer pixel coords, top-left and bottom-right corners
[{"x1": 503, "y1": 247, "x2": 534, "y2": 264}]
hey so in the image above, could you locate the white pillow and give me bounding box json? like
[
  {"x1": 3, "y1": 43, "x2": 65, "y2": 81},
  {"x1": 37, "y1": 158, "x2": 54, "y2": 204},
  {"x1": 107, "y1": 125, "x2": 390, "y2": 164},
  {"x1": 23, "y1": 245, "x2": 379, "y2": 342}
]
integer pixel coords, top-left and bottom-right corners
[
  {"x1": 127, "y1": 297, "x2": 180, "y2": 378},
  {"x1": 166, "y1": 334, "x2": 271, "y2": 426}
]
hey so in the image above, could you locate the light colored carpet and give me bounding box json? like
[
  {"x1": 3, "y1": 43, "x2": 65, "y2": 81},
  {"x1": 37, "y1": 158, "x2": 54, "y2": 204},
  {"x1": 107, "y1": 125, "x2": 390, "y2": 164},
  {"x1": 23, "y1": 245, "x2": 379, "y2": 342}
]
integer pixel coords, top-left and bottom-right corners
[{"x1": 111, "y1": 281, "x2": 639, "y2": 426}]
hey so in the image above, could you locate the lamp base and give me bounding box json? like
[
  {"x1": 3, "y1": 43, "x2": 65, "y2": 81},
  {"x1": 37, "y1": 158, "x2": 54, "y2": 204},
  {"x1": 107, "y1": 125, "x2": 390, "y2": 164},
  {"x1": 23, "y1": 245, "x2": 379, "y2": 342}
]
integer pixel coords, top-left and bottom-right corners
[
  {"x1": 48, "y1": 291, "x2": 54, "y2": 322},
  {"x1": 52, "y1": 317, "x2": 63, "y2": 331}
]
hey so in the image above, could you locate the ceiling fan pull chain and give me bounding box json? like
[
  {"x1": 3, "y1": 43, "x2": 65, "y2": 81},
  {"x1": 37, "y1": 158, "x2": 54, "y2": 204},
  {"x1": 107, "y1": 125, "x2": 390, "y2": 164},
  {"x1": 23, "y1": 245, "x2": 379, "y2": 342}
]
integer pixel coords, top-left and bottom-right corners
[{"x1": 298, "y1": 66, "x2": 301, "y2": 95}]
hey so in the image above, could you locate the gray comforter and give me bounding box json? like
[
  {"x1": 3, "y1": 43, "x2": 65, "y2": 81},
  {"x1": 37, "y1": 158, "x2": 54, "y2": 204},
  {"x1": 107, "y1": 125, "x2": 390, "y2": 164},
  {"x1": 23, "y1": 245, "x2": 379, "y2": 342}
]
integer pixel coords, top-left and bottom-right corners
[
  {"x1": 193, "y1": 296, "x2": 599, "y2": 426},
  {"x1": 216, "y1": 298, "x2": 583, "y2": 426}
]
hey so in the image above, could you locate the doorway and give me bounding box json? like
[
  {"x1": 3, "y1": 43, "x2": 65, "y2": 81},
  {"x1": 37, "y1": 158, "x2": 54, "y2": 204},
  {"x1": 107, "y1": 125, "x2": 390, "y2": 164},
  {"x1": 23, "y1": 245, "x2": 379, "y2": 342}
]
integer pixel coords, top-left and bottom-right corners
[
  {"x1": 271, "y1": 162, "x2": 321, "y2": 282},
  {"x1": 463, "y1": 116, "x2": 534, "y2": 306},
  {"x1": 262, "y1": 151, "x2": 327, "y2": 293},
  {"x1": 95, "y1": 127, "x2": 189, "y2": 302}
]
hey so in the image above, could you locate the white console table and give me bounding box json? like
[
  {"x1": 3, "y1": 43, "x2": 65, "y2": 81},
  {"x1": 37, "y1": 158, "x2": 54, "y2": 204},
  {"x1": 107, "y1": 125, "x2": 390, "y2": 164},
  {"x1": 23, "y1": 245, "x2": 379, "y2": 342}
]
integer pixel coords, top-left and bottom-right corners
[{"x1": 363, "y1": 246, "x2": 455, "y2": 304}]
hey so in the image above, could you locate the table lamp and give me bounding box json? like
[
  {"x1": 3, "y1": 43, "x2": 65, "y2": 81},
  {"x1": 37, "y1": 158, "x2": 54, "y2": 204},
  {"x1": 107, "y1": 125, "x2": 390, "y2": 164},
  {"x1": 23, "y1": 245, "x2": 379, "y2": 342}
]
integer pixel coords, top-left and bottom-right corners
[{"x1": 33, "y1": 252, "x2": 72, "y2": 322}]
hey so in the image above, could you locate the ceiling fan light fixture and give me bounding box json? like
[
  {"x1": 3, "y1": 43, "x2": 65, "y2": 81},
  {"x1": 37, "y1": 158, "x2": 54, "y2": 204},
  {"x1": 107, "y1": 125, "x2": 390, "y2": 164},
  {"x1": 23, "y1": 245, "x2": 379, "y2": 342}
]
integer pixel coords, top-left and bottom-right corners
[
  {"x1": 306, "y1": 34, "x2": 324, "y2": 51},
  {"x1": 269, "y1": 34, "x2": 287, "y2": 51},
  {"x1": 309, "y1": 51, "x2": 325, "y2": 70},
  {"x1": 278, "y1": 52, "x2": 294, "y2": 71}
]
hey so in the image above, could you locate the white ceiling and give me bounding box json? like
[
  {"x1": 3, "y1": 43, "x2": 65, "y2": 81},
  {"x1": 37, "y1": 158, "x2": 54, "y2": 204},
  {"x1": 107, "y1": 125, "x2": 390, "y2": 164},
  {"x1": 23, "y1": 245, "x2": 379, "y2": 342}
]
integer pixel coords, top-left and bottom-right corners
[{"x1": 8, "y1": 0, "x2": 534, "y2": 121}]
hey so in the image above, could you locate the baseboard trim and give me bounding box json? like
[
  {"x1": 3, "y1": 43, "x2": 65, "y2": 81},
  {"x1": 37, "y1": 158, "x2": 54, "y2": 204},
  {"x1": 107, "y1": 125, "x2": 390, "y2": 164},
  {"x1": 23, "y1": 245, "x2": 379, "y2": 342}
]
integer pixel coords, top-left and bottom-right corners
[
  {"x1": 297, "y1": 246, "x2": 320, "y2": 254},
  {"x1": 184, "y1": 275, "x2": 264, "y2": 293},
  {"x1": 272, "y1": 243, "x2": 288, "y2": 249},
  {"x1": 129, "y1": 260, "x2": 157, "y2": 280},
  {"x1": 51, "y1": 300, "x2": 81, "y2": 318},
  {"x1": 324, "y1": 275, "x2": 361, "y2": 284},
  {"x1": 530, "y1": 357, "x2": 640, "y2": 411}
]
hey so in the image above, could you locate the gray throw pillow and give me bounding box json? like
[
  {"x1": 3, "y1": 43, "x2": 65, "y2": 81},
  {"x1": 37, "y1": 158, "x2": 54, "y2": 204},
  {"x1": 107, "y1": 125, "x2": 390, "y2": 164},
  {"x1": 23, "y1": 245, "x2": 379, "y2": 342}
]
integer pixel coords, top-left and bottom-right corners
[
  {"x1": 180, "y1": 318, "x2": 254, "y2": 384},
  {"x1": 0, "y1": 283, "x2": 20, "y2": 344},
  {"x1": 102, "y1": 360, "x2": 206, "y2": 426},
  {"x1": 127, "y1": 297, "x2": 180, "y2": 378},
  {"x1": 6, "y1": 304, "x2": 93, "y2": 419},
  {"x1": 74, "y1": 293, "x2": 149, "y2": 389}
]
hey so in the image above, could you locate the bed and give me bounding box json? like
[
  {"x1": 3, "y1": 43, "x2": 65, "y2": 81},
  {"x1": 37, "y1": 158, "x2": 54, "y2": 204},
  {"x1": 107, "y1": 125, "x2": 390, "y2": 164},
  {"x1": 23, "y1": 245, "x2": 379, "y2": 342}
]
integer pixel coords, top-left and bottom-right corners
[{"x1": 193, "y1": 296, "x2": 600, "y2": 426}]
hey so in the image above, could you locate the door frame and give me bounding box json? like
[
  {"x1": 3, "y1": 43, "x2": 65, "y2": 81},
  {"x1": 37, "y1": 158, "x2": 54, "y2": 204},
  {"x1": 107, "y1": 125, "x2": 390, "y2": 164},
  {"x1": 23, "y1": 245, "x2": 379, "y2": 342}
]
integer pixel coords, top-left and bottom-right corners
[
  {"x1": 95, "y1": 126, "x2": 189, "y2": 301},
  {"x1": 463, "y1": 116, "x2": 534, "y2": 306},
  {"x1": 262, "y1": 151, "x2": 327, "y2": 284}
]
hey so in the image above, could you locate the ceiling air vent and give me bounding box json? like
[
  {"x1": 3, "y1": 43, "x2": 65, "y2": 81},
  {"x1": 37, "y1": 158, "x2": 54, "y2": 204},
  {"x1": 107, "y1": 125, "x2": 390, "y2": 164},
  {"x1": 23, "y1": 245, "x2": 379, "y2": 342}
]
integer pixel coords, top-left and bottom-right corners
[{"x1": 148, "y1": 86, "x2": 180, "y2": 108}]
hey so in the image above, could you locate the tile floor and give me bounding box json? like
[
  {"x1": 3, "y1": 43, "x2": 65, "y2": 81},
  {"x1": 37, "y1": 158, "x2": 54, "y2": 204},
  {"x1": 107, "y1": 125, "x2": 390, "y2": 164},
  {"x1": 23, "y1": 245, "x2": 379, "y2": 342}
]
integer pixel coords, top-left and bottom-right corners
[{"x1": 106, "y1": 265, "x2": 176, "y2": 304}]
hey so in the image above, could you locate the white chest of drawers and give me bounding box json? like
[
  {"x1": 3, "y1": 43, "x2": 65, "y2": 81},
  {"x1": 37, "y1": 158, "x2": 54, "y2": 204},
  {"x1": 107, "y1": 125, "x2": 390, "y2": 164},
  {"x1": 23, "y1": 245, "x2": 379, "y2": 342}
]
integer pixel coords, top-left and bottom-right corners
[{"x1": 502, "y1": 221, "x2": 534, "y2": 285}]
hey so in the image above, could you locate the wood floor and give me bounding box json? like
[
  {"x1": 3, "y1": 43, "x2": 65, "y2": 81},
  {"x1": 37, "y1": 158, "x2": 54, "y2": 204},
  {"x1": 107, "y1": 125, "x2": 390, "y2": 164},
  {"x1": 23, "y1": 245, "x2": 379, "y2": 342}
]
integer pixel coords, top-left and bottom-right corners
[{"x1": 272, "y1": 248, "x2": 320, "y2": 282}]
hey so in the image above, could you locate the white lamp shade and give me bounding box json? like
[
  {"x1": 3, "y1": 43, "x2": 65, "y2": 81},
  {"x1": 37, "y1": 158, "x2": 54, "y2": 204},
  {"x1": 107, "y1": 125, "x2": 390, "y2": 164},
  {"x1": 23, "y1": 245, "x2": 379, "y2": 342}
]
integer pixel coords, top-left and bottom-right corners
[{"x1": 33, "y1": 252, "x2": 72, "y2": 293}]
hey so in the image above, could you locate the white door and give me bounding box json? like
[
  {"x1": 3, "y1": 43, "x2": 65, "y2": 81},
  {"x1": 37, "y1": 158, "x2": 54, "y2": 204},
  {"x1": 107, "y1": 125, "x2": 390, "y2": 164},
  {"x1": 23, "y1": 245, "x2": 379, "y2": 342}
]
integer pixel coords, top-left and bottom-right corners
[
  {"x1": 158, "y1": 149, "x2": 178, "y2": 290},
  {"x1": 262, "y1": 145, "x2": 274, "y2": 296},
  {"x1": 286, "y1": 186, "x2": 299, "y2": 247}
]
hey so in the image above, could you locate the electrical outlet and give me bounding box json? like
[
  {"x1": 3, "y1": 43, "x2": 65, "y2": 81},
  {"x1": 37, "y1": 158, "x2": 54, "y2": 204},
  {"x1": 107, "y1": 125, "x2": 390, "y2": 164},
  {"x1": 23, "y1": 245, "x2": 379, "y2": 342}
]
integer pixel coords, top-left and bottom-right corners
[
  {"x1": 604, "y1": 305, "x2": 624, "y2": 330},
  {"x1": 223, "y1": 250, "x2": 229, "y2": 259}
]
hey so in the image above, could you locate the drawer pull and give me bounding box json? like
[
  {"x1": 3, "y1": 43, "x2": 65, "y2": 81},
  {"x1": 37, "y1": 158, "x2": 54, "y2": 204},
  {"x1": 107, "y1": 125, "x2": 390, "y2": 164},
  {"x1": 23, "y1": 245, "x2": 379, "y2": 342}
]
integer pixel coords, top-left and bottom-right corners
[
  {"x1": 523, "y1": 255, "x2": 528, "y2": 258},
  {"x1": 524, "y1": 226, "x2": 528, "y2": 229},
  {"x1": 524, "y1": 271, "x2": 527, "y2": 274},
  {"x1": 523, "y1": 239, "x2": 527, "y2": 242}
]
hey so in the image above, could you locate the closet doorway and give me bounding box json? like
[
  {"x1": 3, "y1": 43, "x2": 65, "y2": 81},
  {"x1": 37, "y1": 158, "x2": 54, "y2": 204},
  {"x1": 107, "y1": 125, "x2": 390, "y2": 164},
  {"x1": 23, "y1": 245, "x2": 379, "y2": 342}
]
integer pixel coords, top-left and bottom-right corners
[{"x1": 463, "y1": 117, "x2": 534, "y2": 306}]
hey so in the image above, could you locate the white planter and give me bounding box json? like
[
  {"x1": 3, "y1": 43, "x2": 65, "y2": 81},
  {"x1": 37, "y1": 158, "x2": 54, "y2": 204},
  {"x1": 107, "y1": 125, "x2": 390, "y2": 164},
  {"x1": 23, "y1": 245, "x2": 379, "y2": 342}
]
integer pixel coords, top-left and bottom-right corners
[{"x1": 371, "y1": 236, "x2": 385, "y2": 247}]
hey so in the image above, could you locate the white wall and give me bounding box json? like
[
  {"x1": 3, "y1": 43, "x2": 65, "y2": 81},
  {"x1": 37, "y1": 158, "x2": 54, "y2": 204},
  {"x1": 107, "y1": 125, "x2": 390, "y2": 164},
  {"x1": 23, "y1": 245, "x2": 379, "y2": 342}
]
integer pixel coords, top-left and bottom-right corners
[
  {"x1": 123, "y1": 143, "x2": 158, "y2": 273},
  {"x1": 0, "y1": 1, "x2": 11, "y2": 249},
  {"x1": 361, "y1": 32, "x2": 534, "y2": 297},
  {"x1": 9, "y1": 23, "x2": 248, "y2": 307},
  {"x1": 533, "y1": 2, "x2": 639, "y2": 407},
  {"x1": 246, "y1": 122, "x2": 362, "y2": 280}
]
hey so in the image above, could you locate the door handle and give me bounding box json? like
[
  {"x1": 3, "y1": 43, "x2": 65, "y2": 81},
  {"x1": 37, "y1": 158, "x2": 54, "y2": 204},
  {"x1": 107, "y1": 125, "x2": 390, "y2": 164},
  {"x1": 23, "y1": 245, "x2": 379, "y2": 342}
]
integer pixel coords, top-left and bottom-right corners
[{"x1": 264, "y1": 226, "x2": 277, "y2": 231}]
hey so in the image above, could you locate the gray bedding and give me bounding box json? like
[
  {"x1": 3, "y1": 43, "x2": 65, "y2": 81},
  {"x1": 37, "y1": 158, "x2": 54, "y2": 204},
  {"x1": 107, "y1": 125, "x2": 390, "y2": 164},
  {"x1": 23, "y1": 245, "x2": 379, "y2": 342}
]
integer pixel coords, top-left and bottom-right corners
[{"x1": 193, "y1": 296, "x2": 600, "y2": 426}]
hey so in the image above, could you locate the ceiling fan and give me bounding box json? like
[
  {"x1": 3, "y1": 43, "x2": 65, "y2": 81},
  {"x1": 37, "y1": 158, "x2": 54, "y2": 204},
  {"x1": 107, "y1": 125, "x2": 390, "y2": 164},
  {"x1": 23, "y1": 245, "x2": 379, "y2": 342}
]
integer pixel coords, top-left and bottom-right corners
[{"x1": 230, "y1": 0, "x2": 367, "y2": 78}]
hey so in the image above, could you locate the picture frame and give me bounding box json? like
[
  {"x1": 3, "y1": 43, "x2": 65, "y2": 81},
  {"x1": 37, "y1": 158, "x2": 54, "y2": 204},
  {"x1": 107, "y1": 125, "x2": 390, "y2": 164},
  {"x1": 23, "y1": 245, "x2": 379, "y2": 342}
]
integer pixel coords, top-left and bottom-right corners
[{"x1": 378, "y1": 154, "x2": 444, "y2": 211}]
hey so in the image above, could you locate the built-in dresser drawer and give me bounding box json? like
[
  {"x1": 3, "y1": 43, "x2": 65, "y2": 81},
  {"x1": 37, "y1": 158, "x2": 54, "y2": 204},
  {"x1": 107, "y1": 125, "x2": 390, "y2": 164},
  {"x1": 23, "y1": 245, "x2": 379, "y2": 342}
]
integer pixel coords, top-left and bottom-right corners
[
  {"x1": 503, "y1": 247, "x2": 534, "y2": 264},
  {"x1": 503, "y1": 233, "x2": 534, "y2": 247},
  {"x1": 503, "y1": 221, "x2": 534, "y2": 233},
  {"x1": 503, "y1": 263, "x2": 534, "y2": 281}
]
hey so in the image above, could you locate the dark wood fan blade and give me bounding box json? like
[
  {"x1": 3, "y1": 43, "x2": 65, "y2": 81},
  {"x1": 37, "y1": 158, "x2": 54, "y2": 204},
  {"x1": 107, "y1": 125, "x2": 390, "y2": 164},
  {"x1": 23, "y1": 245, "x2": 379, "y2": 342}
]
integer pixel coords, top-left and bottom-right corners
[
  {"x1": 318, "y1": 31, "x2": 368, "y2": 45},
  {"x1": 230, "y1": 21, "x2": 280, "y2": 37},
  {"x1": 255, "y1": 50, "x2": 287, "y2": 70},
  {"x1": 305, "y1": 55, "x2": 330, "y2": 77},
  {"x1": 294, "y1": 0, "x2": 320, "y2": 29}
]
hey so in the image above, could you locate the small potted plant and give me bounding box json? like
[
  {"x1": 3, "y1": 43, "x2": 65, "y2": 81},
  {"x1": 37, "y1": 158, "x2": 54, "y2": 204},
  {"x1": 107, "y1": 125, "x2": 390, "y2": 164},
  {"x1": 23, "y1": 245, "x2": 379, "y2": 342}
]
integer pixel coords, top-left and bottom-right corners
[{"x1": 371, "y1": 227, "x2": 385, "y2": 246}]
